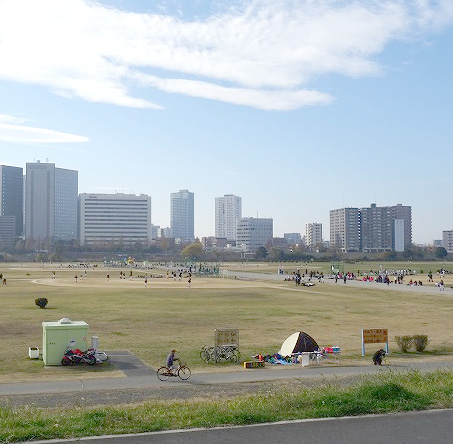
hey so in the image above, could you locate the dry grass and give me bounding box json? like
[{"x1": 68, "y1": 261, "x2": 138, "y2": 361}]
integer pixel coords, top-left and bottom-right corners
[{"x1": 1, "y1": 261, "x2": 453, "y2": 381}]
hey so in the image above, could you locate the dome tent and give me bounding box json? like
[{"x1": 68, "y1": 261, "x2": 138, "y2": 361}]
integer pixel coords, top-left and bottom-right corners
[{"x1": 278, "y1": 332, "x2": 319, "y2": 356}]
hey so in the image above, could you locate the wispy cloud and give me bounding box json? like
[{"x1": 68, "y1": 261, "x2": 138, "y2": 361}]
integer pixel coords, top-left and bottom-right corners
[
  {"x1": 0, "y1": 115, "x2": 89, "y2": 144},
  {"x1": 0, "y1": 0, "x2": 452, "y2": 110}
]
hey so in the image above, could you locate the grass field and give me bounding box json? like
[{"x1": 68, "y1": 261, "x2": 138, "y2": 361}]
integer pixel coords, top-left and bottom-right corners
[
  {"x1": 1, "y1": 261, "x2": 453, "y2": 381},
  {"x1": 2, "y1": 369, "x2": 453, "y2": 442}
]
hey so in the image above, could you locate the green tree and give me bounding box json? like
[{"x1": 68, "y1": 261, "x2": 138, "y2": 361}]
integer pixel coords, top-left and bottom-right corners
[
  {"x1": 435, "y1": 247, "x2": 448, "y2": 259},
  {"x1": 255, "y1": 246, "x2": 268, "y2": 259},
  {"x1": 181, "y1": 242, "x2": 204, "y2": 260}
]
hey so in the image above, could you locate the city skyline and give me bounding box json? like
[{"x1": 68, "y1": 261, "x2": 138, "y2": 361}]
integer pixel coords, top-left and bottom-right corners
[{"x1": 1, "y1": 1, "x2": 452, "y2": 244}]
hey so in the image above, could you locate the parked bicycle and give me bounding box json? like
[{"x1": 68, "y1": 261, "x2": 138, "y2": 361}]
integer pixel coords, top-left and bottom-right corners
[
  {"x1": 200, "y1": 345, "x2": 239, "y2": 363},
  {"x1": 157, "y1": 359, "x2": 191, "y2": 381}
]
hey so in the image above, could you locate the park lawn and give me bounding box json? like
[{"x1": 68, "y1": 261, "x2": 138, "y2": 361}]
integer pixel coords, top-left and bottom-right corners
[
  {"x1": 225, "y1": 260, "x2": 453, "y2": 276},
  {"x1": 2, "y1": 369, "x2": 453, "y2": 442},
  {"x1": 0, "y1": 262, "x2": 453, "y2": 380}
]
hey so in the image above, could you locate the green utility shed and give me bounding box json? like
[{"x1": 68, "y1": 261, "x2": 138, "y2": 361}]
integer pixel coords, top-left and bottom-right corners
[{"x1": 42, "y1": 318, "x2": 89, "y2": 365}]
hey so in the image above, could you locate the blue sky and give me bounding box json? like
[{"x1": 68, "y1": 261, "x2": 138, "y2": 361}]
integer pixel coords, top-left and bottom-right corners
[{"x1": 0, "y1": 0, "x2": 452, "y2": 244}]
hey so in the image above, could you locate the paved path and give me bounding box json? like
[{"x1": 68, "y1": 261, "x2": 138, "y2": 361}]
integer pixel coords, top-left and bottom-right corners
[
  {"x1": 224, "y1": 268, "x2": 453, "y2": 296},
  {"x1": 1, "y1": 356, "x2": 453, "y2": 397}
]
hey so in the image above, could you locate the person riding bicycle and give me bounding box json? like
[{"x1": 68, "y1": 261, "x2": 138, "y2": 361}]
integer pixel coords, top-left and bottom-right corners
[{"x1": 166, "y1": 349, "x2": 179, "y2": 374}]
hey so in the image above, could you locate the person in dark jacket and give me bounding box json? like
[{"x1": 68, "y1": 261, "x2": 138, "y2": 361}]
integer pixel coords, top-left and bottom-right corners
[{"x1": 373, "y1": 349, "x2": 386, "y2": 365}]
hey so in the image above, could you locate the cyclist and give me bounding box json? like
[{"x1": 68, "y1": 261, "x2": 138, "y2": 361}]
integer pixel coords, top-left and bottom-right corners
[{"x1": 166, "y1": 349, "x2": 179, "y2": 374}]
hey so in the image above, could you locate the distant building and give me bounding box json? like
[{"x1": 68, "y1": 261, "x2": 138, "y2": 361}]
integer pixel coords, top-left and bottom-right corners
[
  {"x1": 284, "y1": 232, "x2": 301, "y2": 245},
  {"x1": 170, "y1": 189, "x2": 194, "y2": 242},
  {"x1": 0, "y1": 216, "x2": 15, "y2": 249},
  {"x1": 271, "y1": 237, "x2": 287, "y2": 248},
  {"x1": 236, "y1": 217, "x2": 273, "y2": 253},
  {"x1": 330, "y1": 204, "x2": 412, "y2": 252},
  {"x1": 432, "y1": 239, "x2": 443, "y2": 247},
  {"x1": 201, "y1": 236, "x2": 229, "y2": 250},
  {"x1": 25, "y1": 162, "x2": 78, "y2": 242},
  {"x1": 390, "y1": 204, "x2": 412, "y2": 251},
  {"x1": 151, "y1": 224, "x2": 160, "y2": 240},
  {"x1": 0, "y1": 165, "x2": 23, "y2": 237},
  {"x1": 305, "y1": 223, "x2": 322, "y2": 248},
  {"x1": 330, "y1": 208, "x2": 360, "y2": 252},
  {"x1": 160, "y1": 227, "x2": 173, "y2": 238},
  {"x1": 360, "y1": 204, "x2": 393, "y2": 252},
  {"x1": 442, "y1": 231, "x2": 453, "y2": 253},
  {"x1": 78, "y1": 193, "x2": 151, "y2": 247},
  {"x1": 215, "y1": 194, "x2": 242, "y2": 241}
]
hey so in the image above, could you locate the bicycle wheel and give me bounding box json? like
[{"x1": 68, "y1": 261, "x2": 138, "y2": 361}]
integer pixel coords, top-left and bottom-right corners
[
  {"x1": 157, "y1": 367, "x2": 170, "y2": 381},
  {"x1": 178, "y1": 366, "x2": 191, "y2": 380},
  {"x1": 200, "y1": 348, "x2": 210, "y2": 363}
]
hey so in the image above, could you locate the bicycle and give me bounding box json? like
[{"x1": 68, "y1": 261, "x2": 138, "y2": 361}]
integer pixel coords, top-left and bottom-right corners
[
  {"x1": 200, "y1": 345, "x2": 240, "y2": 363},
  {"x1": 156, "y1": 359, "x2": 191, "y2": 381}
]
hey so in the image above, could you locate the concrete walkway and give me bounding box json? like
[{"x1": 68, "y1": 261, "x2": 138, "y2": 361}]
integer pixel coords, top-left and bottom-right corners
[{"x1": 1, "y1": 356, "x2": 453, "y2": 397}]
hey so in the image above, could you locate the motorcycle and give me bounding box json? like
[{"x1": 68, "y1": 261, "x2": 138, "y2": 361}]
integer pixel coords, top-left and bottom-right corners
[{"x1": 61, "y1": 348, "x2": 96, "y2": 366}]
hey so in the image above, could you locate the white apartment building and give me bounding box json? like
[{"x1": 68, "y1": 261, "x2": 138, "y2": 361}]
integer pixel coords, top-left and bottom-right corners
[
  {"x1": 443, "y1": 231, "x2": 453, "y2": 253},
  {"x1": 79, "y1": 193, "x2": 151, "y2": 247},
  {"x1": 215, "y1": 194, "x2": 242, "y2": 241},
  {"x1": 305, "y1": 223, "x2": 322, "y2": 248},
  {"x1": 170, "y1": 189, "x2": 194, "y2": 242},
  {"x1": 330, "y1": 208, "x2": 360, "y2": 252},
  {"x1": 236, "y1": 217, "x2": 273, "y2": 253}
]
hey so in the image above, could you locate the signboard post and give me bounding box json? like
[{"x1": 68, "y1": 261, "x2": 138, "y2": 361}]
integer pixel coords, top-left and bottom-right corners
[{"x1": 361, "y1": 328, "x2": 389, "y2": 356}]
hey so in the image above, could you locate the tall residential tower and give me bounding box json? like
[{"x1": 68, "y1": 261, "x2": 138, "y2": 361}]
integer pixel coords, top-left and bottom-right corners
[
  {"x1": 215, "y1": 194, "x2": 241, "y2": 242},
  {"x1": 170, "y1": 189, "x2": 194, "y2": 242}
]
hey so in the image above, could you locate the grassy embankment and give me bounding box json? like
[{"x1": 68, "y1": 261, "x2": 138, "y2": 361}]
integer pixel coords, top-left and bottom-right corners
[
  {"x1": 1, "y1": 369, "x2": 453, "y2": 442},
  {"x1": 1, "y1": 262, "x2": 453, "y2": 379}
]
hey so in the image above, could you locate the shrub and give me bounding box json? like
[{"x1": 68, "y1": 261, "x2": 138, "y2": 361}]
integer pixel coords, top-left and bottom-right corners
[
  {"x1": 413, "y1": 335, "x2": 429, "y2": 352},
  {"x1": 35, "y1": 298, "x2": 48, "y2": 309},
  {"x1": 395, "y1": 335, "x2": 413, "y2": 352}
]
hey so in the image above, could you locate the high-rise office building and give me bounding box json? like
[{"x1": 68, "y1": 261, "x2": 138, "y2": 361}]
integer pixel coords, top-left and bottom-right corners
[
  {"x1": 79, "y1": 193, "x2": 151, "y2": 247},
  {"x1": 215, "y1": 194, "x2": 242, "y2": 241},
  {"x1": 306, "y1": 223, "x2": 323, "y2": 248},
  {"x1": 236, "y1": 217, "x2": 273, "y2": 252},
  {"x1": 25, "y1": 162, "x2": 78, "y2": 241},
  {"x1": 0, "y1": 165, "x2": 23, "y2": 237},
  {"x1": 170, "y1": 189, "x2": 194, "y2": 242}
]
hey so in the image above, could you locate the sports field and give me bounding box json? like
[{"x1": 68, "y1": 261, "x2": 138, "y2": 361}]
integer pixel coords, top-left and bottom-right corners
[{"x1": 1, "y1": 261, "x2": 453, "y2": 382}]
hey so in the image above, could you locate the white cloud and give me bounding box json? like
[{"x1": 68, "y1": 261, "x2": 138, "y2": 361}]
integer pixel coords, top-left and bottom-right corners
[
  {"x1": 0, "y1": 113, "x2": 28, "y2": 124},
  {"x1": 0, "y1": 0, "x2": 452, "y2": 110},
  {"x1": 0, "y1": 122, "x2": 89, "y2": 144}
]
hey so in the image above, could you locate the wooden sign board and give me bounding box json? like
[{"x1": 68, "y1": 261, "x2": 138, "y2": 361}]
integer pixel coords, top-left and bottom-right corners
[
  {"x1": 215, "y1": 328, "x2": 239, "y2": 347},
  {"x1": 361, "y1": 328, "x2": 389, "y2": 356},
  {"x1": 362, "y1": 329, "x2": 388, "y2": 343}
]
